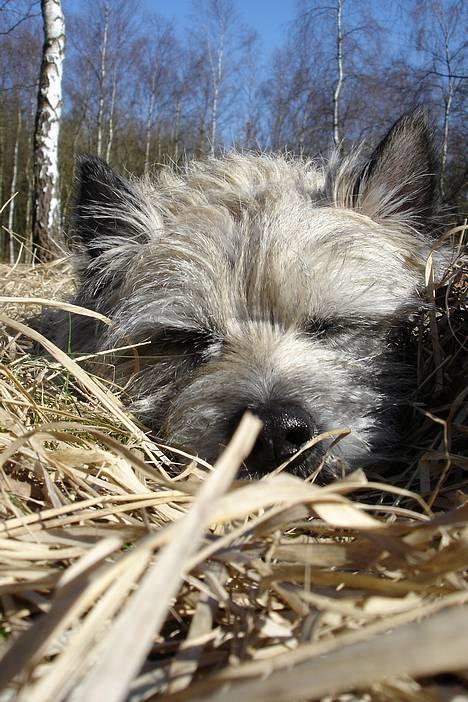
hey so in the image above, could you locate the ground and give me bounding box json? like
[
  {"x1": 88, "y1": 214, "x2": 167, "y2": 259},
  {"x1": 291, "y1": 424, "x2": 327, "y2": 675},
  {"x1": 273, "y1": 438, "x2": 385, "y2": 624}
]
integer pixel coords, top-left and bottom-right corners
[{"x1": 0, "y1": 253, "x2": 467, "y2": 702}]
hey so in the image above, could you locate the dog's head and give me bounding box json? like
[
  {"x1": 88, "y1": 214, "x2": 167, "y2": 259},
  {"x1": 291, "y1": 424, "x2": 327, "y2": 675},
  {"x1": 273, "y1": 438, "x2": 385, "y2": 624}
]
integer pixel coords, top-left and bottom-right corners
[{"x1": 72, "y1": 111, "x2": 440, "y2": 480}]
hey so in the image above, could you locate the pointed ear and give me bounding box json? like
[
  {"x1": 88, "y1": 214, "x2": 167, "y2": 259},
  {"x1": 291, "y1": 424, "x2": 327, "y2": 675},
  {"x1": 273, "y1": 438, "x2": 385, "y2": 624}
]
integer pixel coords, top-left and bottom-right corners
[
  {"x1": 355, "y1": 110, "x2": 438, "y2": 224},
  {"x1": 74, "y1": 156, "x2": 150, "y2": 258}
]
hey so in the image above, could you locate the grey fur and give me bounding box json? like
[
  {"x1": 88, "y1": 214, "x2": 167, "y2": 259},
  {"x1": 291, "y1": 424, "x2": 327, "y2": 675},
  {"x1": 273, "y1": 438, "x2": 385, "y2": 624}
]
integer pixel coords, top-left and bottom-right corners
[{"x1": 40, "y1": 110, "x2": 447, "y2": 480}]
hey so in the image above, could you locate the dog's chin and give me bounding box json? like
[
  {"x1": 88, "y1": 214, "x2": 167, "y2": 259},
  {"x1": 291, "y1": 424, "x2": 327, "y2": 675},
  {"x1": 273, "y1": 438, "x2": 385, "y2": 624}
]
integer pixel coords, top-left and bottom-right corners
[
  {"x1": 238, "y1": 446, "x2": 347, "y2": 484},
  {"x1": 163, "y1": 433, "x2": 349, "y2": 484}
]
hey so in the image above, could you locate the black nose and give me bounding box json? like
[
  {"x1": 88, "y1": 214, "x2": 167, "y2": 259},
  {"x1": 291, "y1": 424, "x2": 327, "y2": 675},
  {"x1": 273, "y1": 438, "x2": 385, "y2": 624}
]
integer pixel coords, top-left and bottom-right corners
[{"x1": 248, "y1": 404, "x2": 315, "y2": 474}]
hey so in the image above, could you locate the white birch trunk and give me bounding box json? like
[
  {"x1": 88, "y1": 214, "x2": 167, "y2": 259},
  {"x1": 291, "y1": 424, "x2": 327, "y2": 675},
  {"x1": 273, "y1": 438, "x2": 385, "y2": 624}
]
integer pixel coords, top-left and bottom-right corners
[
  {"x1": 144, "y1": 72, "x2": 157, "y2": 172},
  {"x1": 32, "y1": 0, "x2": 65, "y2": 262},
  {"x1": 333, "y1": 0, "x2": 344, "y2": 149},
  {"x1": 8, "y1": 104, "x2": 21, "y2": 263},
  {"x1": 24, "y1": 96, "x2": 36, "y2": 262},
  {"x1": 105, "y1": 66, "x2": 117, "y2": 163},
  {"x1": 208, "y1": 22, "x2": 225, "y2": 157},
  {"x1": 439, "y1": 33, "x2": 454, "y2": 199},
  {"x1": 96, "y1": 4, "x2": 110, "y2": 159}
]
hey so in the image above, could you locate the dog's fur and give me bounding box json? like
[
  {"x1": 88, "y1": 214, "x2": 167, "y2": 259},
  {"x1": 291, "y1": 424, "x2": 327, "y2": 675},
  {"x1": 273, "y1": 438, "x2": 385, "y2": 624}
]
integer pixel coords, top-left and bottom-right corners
[{"x1": 40, "y1": 110, "x2": 446, "y2": 481}]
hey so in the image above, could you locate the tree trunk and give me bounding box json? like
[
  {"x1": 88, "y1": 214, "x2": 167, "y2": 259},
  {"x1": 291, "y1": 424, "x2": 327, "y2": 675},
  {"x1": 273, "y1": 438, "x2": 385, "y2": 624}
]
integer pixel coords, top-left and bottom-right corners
[
  {"x1": 173, "y1": 98, "x2": 181, "y2": 162},
  {"x1": 298, "y1": 106, "x2": 308, "y2": 155},
  {"x1": 8, "y1": 103, "x2": 22, "y2": 263},
  {"x1": 209, "y1": 28, "x2": 224, "y2": 157},
  {"x1": 439, "y1": 33, "x2": 454, "y2": 200},
  {"x1": 333, "y1": 0, "x2": 344, "y2": 149},
  {"x1": 156, "y1": 106, "x2": 162, "y2": 162},
  {"x1": 144, "y1": 72, "x2": 157, "y2": 172},
  {"x1": 105, "y1": 66, "x2": 117, "y2": 163},
  {"x1": 440, "y1": 86, "x2": 453, "y2": 200},
  {"x1": 24, "y1": 97, "x2": 37, "y2": 263},
  {"x1": 196, "y1": 88, "x2": 209, "y2": 159},
  {"x1": 32, "y1": 0, "x2": 66, "y2": 262},
  {"x1": 197, "y1": 123, "x2": 206, "y2": 159},
  {"x1": 0, "y1": 113, "x2": 3, "y2": 243},
  {"x1": 96, "y1": 4, "x2": 110, "y2": 159}
]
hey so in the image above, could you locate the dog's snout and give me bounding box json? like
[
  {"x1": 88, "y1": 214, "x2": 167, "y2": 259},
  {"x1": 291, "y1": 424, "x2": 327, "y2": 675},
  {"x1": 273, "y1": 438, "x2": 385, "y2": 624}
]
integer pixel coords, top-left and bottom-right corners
[{"x1": 248, "y1": 404, "x2": 315, "y2": 473}]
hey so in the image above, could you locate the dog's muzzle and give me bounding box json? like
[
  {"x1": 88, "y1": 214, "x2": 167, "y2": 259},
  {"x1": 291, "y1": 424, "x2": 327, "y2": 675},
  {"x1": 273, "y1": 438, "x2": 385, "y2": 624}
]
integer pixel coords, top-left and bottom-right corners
[{"x1": 243, "y1": 403, "x2": 320, "y2": 476}]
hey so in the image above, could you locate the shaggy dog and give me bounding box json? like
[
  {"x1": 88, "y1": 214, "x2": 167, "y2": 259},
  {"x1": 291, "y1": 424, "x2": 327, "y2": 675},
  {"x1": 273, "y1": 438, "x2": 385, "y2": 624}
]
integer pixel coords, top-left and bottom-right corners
[{"x1": 41, "y1": 110, "x2": 445, "y2": 481}]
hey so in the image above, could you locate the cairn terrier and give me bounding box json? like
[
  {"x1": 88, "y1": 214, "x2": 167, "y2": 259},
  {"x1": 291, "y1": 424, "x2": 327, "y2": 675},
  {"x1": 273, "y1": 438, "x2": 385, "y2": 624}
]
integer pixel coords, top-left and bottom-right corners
[{"x1": 42, "y1": 111, "x2": 445, "y2": 481}]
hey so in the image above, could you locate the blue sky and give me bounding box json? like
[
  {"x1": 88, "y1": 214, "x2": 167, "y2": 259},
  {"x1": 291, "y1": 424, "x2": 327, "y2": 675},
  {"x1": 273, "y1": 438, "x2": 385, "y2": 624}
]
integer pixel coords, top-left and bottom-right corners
[
  {"x1": 62, "y1": 0, "x2": 297, "y2": 64},
  {"x1": 142, "y1": 0, "x2": 295, "y2": 54},
  {"x1": 137, "y1": 1, "x2": 414, "y2": 63},
  {"x1": 62, "y1": 0, "x2": 424, "y2": 65}
]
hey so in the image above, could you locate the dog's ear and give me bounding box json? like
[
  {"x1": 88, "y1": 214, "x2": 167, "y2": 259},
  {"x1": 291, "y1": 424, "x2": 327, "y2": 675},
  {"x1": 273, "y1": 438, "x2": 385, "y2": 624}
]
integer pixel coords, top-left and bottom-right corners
[
  {"x1": 355, "y1": 109, "x2": 438, "y2": 223},
  {"x1": 74, "y1": 156, "x2": 154, "y2": 258}
]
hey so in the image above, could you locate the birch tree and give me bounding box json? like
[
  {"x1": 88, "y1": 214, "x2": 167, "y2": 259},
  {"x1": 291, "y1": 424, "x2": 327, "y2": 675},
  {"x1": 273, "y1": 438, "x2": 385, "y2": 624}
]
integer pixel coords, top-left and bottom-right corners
[
  {"x1": 333, "y1": 0, "x2": 344, "y2": 148},
  {"x1": 138, "y1": 16, "x2": 175, "y2": 171},
  {"x1": 190, "y1": 0, "x2": 242, "y2": 157},
  {"x1": 32, "y1": 0, "x2": 65, "y2": 261},
  {"x1": 96, "y1": 3, "x2": 110, "y2": 158},
  {"x1": 413, "y1": 0, "x2": 467, "y2": 199},
  {"x1": 105, "y1": 65, "x2": 117, "y2": 162},
  {"x1": 170, "y1": 47, "x2": 192, "y2": 162},
  {"x1": 66, "y1": 0, "x2": 137, "y2": 164},
  {"x1": 7, "y1": 100, "x2": 21, "y2": 262},
  {"x1": 262, "y1": 0, "x2": 383, "y2": 154},
  {"x1": 206, "y1": 2, "x2": 227, "y2": 156}
]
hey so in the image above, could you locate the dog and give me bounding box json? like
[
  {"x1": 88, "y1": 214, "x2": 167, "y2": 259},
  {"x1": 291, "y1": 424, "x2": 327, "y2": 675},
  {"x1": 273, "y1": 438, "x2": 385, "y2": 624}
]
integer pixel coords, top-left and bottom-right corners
[{"x1": 40, "y1": 110, "x2": 445, "y2": 481}]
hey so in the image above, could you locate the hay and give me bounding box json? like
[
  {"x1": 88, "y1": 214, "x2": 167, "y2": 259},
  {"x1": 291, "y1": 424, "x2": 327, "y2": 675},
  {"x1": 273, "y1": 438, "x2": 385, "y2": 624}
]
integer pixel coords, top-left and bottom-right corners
[{"x1": 0, "y1": 230, "x2": 467, "y2": 702}]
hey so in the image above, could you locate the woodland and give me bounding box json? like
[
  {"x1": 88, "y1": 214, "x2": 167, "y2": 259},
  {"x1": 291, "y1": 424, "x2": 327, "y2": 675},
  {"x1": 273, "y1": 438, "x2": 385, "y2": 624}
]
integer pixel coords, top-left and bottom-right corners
[{"x1": 0, "y1": 0, "x2": 466, "y2": 261}]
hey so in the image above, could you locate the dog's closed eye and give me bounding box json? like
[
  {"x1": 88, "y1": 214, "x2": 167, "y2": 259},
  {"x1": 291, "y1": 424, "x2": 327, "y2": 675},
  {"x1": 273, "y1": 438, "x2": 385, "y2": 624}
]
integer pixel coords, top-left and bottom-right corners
[
  {"x1": 303, "y1": 318, "x2": 340, "y2": 337},
  {"x1": 304, "y1": 317, "x2": 383, "y2": 341},
  {"x1": 158, "y1": 327, "x2": 219, "y2": 362}
]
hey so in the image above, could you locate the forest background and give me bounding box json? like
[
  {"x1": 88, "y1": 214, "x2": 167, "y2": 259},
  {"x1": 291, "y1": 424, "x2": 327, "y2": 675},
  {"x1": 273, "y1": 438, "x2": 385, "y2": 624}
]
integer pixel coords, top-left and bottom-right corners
[{"x1": 0, "y1": 0, "x2": 466, "y2": 262}]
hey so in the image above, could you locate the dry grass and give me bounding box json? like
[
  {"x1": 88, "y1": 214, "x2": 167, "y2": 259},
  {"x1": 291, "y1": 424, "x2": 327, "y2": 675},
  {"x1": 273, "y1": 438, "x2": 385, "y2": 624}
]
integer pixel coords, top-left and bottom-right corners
[{"x1": 0, "y1": 228, "x2": 467, "y2": 702}]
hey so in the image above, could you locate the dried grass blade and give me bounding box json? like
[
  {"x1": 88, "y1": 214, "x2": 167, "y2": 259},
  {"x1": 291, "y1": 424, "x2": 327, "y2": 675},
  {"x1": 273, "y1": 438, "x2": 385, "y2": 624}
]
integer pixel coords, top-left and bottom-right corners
[
  {"x1": 0, "y1": 297, "x2": 112, "y2": 325},
  {"x1": 0, "y1": 314, "x2": 141, "y2": 439},
  {"x1": 17, "y1": 549, "x2": 152, "y2": 702},
  {"x1": 0, "y1": 537, "x2": 122, "y2": 690},
  {"x1": 163, "y1": 605, "x2": 468, "y2": 702},
  {"x1": 70, "y1": 413, "x2": 261, "y2": 702},
  {"x1": 166, "y1": 563, "x2": 227, "y2": 694}
]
